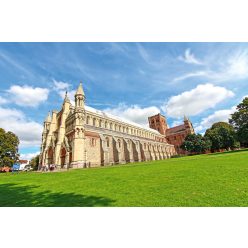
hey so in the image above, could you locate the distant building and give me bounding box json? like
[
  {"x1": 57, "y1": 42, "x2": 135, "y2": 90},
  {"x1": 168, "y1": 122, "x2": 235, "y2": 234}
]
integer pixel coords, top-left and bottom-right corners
[
  {"x1": 148, "y1": 114, "x2": 195, "y2": 154},
  {"x1": 39, "y1": 82, "x2": 177, "y2": 169},
  {"x1": 18, "y1": 160, "x2": 29, "y2": 170}
]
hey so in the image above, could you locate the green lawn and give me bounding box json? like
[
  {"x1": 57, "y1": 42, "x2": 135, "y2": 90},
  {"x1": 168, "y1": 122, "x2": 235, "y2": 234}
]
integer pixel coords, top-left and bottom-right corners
[{"x1": 1, "y1": 150, "x2": 248, "y2": 207}]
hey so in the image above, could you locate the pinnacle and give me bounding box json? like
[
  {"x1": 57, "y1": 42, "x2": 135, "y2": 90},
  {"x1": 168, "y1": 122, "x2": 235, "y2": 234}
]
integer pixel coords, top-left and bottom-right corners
[
  {"x1": 64, "y1": 91, "x2": 71, "y2": 103},
  {"x1": 45, "y1": 111, "x2": 52, "y2": 122},
  {"x1": 75, "y1": 81, "x2": 85, "y2": 96}
]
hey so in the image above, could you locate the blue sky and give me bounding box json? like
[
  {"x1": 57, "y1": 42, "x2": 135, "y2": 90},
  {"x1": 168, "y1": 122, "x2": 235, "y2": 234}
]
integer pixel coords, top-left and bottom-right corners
[{"x1": 0, "y1": 42, "x2": 247, "y2": 159}]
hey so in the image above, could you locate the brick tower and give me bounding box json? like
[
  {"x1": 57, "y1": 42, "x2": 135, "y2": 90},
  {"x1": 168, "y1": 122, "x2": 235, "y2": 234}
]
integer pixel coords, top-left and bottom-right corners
[{"x1": 148, "y1": 113, "x2": 169, "y2": 135}]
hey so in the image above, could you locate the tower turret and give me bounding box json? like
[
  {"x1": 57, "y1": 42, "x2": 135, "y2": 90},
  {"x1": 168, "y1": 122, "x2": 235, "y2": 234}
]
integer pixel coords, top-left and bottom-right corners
[
  {"x1": 184, "y1": 115, "x2": 194, "y2": 134},
  {"x1": 70, "y1": 81, "x2": 86, "y2": 168},
  {"x1": 75, "y1": 81, "x2": 85, "y2": 109}
]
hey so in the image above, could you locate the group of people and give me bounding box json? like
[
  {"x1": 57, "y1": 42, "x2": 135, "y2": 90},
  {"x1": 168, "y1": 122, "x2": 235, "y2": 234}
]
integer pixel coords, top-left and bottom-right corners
[{"x1": 40, "y1": 164, "x2": 57, "y2": 172}]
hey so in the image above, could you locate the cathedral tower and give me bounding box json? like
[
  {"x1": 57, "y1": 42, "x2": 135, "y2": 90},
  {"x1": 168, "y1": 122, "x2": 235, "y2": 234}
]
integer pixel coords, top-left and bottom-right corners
[
  {"x1": 148, "y1": 113, "x2": 169, "y2": 135},
  {"x1": 70, "y1": 82, "x2": 86, "y2": 168}
]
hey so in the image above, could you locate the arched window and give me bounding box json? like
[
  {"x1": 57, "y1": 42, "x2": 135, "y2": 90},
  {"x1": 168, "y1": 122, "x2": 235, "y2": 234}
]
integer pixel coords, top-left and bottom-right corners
[
  {"x1": 86, "y1": 116, "x2": 90, "y2": 124},
  {"x1": 118, "y1": 139, "x2": 121, "y2": 148},
  {"x1": 99, "y1": 119, "x2": 102, "y2": 128},
  {"x1": 110, "y1": 123, "x2": 113, "y2": 130},
  {"x1": 93, "y1": 118, "x2": 96, "y2": 126}
]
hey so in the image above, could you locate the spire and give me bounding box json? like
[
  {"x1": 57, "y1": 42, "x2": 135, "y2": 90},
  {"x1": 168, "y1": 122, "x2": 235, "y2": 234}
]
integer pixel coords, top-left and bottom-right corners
[
  {"x1": 45, "y1": 111, "x2": 51, "y2": 122},
  {"x1": 63, "y1": 91, "x2": 70, "y2": 104},
  {"x1": 184, "y1": 115, "x2": 188, "y2": 122},
  {"x1": 75, "y1": 81, "x2": 85, "y2": 96}
]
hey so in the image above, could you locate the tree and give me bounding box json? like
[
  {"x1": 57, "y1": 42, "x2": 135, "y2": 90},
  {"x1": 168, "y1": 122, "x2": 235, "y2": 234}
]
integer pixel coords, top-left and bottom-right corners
[
  {"x1": 181, "y1": 134, "x2": 211, "y2": 154},
  {"x1": 29, "y1": 155, "x2": 40, "y2": 171},
  {"x1": 229, "y1": 97, "x2": 248, "y2": 147},
  {"x1": 204, "y1": 122, "x2": 236, "y2": 151},
  {"x1": 0, "y1": 128, "x2": 19, "y2": 167}
]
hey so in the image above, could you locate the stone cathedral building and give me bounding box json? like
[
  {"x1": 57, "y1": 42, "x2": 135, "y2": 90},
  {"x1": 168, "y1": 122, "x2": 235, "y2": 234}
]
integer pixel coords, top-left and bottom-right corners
[{"x1": 39, "y1": 82, "x2": 194, "y2": 169}]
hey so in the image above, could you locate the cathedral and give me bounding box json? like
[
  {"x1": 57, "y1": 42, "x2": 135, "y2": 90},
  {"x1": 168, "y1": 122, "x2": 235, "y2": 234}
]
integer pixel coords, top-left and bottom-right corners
[{"x1": 39, "y1": 82, "x2": 194, "y2": 169}]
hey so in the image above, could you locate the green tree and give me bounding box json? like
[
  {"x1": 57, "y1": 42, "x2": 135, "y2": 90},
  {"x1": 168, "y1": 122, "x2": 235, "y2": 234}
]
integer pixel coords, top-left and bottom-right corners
[
  {"x1": 0, "y1": 128, "x2": 19, "y2": 167},
  {"x1": 205, "y1": 122, "x2": 236, "y2": 151},
  {"x1": 181, "y1": 134, "x2": 211, "y2": 154},
  {"x1": 229, "y1": 97, "x2": 248, "y2": 147},
  {"x1": 29, "y1": 154, "x2": 40, "y2": 171}
]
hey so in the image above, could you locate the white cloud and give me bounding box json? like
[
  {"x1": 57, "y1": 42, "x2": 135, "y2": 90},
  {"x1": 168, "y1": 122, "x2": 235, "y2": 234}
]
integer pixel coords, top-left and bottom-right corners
[
  {"x1": 53, "y1": 79, "x2": 75, "y2": 103},
  {"x1": 171, "y1": 119, "x2": 183, "y2": 127},
  {"x1": 175, "y1": 49, "x2": 248, "y2": 83},
  {"x1": 173, "y1": 71, "x2": 208, "y2": 82},
  {"x1": 137, "y1": 43, "x2": 150, "y2": 64},
  {"x1": 225, "y1": 50, "x2": 248, "y2": 79},
  {"x1": 20, "y1": 151, "x2": 40, "y2": 160},
  {"x1": 53, "y1": 80, "x2": 71, "y2": 90},
  {"x1": 0, "y1": 106, "x2": 43, "y2": 148},
  {"x1": 0, "y1": 96, "x2": 8, "y2": 104},
  {"x1": 0, "y1": 50, "x2": 34, "y2": 78},
  {"x1": 104, "y1": 103, "x2": 160, "y2": 126},
  {"x1": 7, "y1": 85, "x2": 49, "y2": 107},
  {"x1": 162, "y1": 83, "x2": 234, "y2": 118},
  {"x1": 178, "y1": 48, "x2": 203, "y2": 65},
  {"x1": 194, "y1": 106, "x2": 236, "y2": 133}
]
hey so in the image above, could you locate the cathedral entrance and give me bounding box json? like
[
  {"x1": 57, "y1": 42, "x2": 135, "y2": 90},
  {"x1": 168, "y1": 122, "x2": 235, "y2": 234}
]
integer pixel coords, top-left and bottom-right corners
[
  {"x1": 47, "y1": 147, "x2": 54, "y2": 165},
  {"x1": 60, "y1": 147, "x2": 66, "y2": 166}
]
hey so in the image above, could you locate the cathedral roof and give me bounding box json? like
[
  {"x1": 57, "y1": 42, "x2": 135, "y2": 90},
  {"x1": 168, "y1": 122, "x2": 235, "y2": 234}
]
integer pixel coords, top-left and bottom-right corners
[
  {"x1": 166, "y1": 124, "x2": 186, "y2": 135},
  {"x1": 84, "y1": 105, "x2": 161, "y2": 135}
]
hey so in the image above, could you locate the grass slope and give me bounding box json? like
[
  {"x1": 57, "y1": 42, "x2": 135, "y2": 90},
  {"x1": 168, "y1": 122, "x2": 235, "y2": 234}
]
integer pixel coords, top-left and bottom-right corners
[{"x1": 1, "y1": 150, "x2": 248, "y2": 207}]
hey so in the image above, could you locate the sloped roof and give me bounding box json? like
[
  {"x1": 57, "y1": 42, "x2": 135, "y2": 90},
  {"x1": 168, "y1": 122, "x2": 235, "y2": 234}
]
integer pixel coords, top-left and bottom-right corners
[
  {"x1": 85, "y1": 105, "x2": 160, "y2": 135},
  {"x1": 166, "y1": 124, "x2": 186, "y2": 135}
]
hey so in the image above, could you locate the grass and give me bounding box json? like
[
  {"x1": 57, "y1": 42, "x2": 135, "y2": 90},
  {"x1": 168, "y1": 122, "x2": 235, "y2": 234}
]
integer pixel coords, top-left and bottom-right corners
[{"x1": 1, "y1": 150, "x2": 248, "y2": 207}]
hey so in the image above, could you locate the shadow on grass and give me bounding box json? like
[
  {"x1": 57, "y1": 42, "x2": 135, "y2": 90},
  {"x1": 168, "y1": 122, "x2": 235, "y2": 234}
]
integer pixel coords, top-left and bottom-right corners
[
  {"x1": 0, "y1": 183, "x2": 115, "y2": 207},
  {"x1": 207, "y1": 149, "x2": 248, "y2": 156}
]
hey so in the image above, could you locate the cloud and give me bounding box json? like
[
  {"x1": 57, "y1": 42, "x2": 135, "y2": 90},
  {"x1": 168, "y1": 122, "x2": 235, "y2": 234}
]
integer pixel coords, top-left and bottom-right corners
[
  {"x1": 53, "y1": 80, "x2": 71, "y2": 90},
  {"x1": 178, "y1": 49, "x2": 203, "y2": 65},
  {"x1": 137, "y1": 43, "x2": 151, "y2": 65},
  {"x1": 0, "y1": 50, "x2": 34, "y2": 77},
  {"x1": 0, "y1": 106, "x2": 43, "y2": 148},
  {"x1": 225, "y1": 50, "x2": 248, "y2": 79},
  {"x1": 174, "y1": 49, "x2": 248, "y2": 83},
  {"x1": 136, "y1": 43, "x2": 168, "y2": 69},
  {"x1": 171, "y1": 119, "x2": 183, "y2": 127},
  {"x1": 173, "y1": 71, "x2": 208, "y2": 82},
  {"x1": 7, "y1": 85, "x2": 49, "y2": 107},
  {"x1": 20, "y1": 151, "x2": 40, "y2": 160},
  {"x1": 194, "y1": 106, "x2": 236, "y2": 133},
  {"x1": 103, "y1": 103, "x2": 160, "y2": 126},
  {"x1": 53, "y1": 79, "x2": 75, "y2": 103},
  {"x1": 0, "y1": 96, "x2": 8, "y2": 104},
  {"x1": 162, "y1": 83, "x2": 234, "y2": 118}
]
